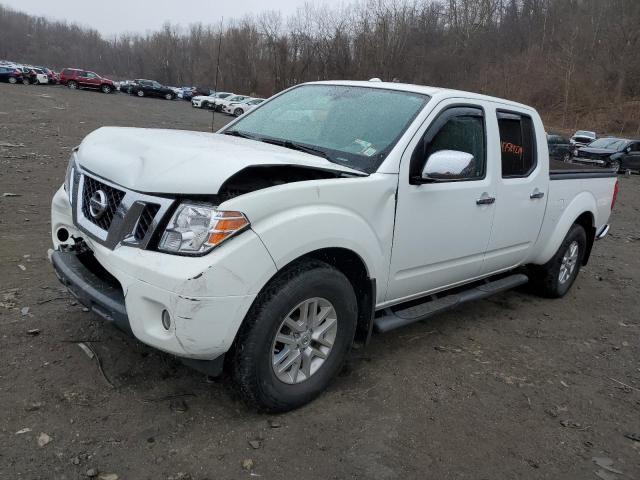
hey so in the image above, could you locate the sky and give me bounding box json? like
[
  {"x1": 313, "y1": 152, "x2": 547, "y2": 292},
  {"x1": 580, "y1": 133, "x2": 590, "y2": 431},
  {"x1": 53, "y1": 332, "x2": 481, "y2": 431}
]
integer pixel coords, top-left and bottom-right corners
[{"x1": 1, "y1": 0, "x2": 346, "y2": 37}]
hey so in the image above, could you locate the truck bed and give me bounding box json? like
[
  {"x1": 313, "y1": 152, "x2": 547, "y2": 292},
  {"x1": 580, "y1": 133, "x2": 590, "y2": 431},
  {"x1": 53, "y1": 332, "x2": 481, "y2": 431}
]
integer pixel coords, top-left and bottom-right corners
[{"x1": 549, "y1": 160, "x2": 617, "y2": 180}]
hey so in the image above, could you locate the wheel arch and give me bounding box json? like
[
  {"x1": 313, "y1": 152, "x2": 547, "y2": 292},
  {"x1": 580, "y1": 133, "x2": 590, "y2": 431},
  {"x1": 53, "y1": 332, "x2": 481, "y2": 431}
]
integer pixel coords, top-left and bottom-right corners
[
  {"x1": 533, "y1": 193, "x2": 597, "y2": 267},
  {"x1": 241, "y1": 247, "x2": 376, "y2": 348}
]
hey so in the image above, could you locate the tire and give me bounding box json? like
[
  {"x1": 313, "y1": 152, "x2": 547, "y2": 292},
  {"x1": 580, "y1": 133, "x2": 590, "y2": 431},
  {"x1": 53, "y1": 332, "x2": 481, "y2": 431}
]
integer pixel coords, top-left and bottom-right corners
[
  {"x1": 137, "y1": 90, "x2": 144, "y2": 97},
  {"x1": 22, "y1": 77, "x2": 30, "y2": 85},
  {"x1": 164, "y1": 93, "x2": 174, "y2": 100},
  {"x1": 201, "y1": 101, "x2": 210, "y2": 109},
  {"x1": 68, "y1": 81, "x2": 78, "y2": 89},
  {"x1": 8, "y1": 76, "x2": 17, "y2": 84},
  {"x1": 563, "y1": 153, "x2": 571, "y2": 162},
  {"x1": 528, "y1": 224, "x2": 587, "y2": 298},
  {"x1": 101, "y1": 84, "x2": 112, "y2": 94},
  {"x1": 230, "y1": 260, "x2": 357, "y2": 412},
  {"x1": 234, "y1": 108, "x2": 244, "y2": 116}
]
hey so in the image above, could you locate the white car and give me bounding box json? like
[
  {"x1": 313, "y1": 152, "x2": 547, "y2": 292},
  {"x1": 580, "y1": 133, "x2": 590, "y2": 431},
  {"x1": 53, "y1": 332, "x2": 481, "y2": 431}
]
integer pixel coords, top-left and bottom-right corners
[
  {"x1": 192, "y1": 92, "x2": 234, "y2": 109},
  {"x1": 570, "y1": 130, "x2": 596, "y2": 147},
  {"x1": 224, "y1": 98, "x2": 265, "y2": 116},
  {"x1": 214, "y1": 94, "x2": 251, "y2": 112},
  {"x1": 29, "y1": 67, "x2": 49, "y2": 84},
  {"x1": 50, "y1": 80, "x2": 617, "y2": 412}
]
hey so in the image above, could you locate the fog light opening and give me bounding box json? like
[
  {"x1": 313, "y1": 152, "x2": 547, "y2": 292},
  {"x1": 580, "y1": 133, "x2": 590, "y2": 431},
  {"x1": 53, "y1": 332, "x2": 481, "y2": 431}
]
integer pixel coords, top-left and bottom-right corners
[
  {"x1": 57, "y1": 228, "x2": 70, "y2": 242},
  {"x1": 161, "y1": 310, "x2": 171, "y2": 330}
]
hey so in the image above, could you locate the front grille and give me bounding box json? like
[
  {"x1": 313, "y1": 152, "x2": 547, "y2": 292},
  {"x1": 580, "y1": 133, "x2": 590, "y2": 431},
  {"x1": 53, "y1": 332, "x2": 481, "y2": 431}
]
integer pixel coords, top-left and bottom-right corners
[
  {"x1": 81, "y1": 175, "x2": 126, "y2": 231},
  {"x1": 134, "y1": 203, "x2": 160, "y2": 241}
]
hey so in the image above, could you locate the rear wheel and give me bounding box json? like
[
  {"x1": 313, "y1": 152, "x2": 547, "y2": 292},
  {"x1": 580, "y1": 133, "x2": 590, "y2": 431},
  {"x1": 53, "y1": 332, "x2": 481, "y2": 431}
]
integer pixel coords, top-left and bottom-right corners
[
  {"x1": 22, "y1": 77, "x2": 30, "y2": 85},
  {"x1": 68, "y1": 81, "x2": 78, "y2": 89},
  {"x1": 529, "y1": 224, "x2": 587, "y2": 298},
  {"x1": 101, "y1": 84, "x2": 112, "y2": 94},
  {"x1": 8, "y1": 76, "x2": 17, "y2": 84},
  {"x1": 137, "y1": 90, "x2": 144, "y2": 97},
  {"x1": 231, "y1": 260, "x2": 357, "y2": 412}
]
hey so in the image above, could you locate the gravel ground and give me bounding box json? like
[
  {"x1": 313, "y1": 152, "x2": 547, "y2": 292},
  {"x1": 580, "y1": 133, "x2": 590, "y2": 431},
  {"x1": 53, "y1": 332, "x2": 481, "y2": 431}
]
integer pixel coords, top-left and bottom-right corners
[{"x1": 1, "y1": 83, "x2": 639, "y2": 480}]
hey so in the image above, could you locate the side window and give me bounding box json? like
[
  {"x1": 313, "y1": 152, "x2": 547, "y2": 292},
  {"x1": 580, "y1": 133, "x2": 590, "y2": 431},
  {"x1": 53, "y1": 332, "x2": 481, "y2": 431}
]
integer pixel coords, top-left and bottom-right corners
[
  {"x1": 498, "y1": 111, "x2": 536, "y2": 177},
  {"x1": 410, "y1": 106, "x2": 486, "y2": 182},
  {"x1": 630, "y1": 143, "x2": 640, "y2": 152}
]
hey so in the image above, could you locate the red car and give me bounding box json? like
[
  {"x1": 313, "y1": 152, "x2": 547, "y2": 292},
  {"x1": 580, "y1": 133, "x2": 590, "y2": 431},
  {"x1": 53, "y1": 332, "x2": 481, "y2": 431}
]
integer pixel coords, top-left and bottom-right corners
[{"x1": 59, "y1": 68, "x2": 115, "y2": 93}]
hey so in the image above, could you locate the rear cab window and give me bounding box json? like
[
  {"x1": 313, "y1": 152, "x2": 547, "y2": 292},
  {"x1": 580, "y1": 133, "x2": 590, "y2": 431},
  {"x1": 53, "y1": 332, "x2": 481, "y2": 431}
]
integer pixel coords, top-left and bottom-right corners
[{"x1": 497, "y1": 111, "x2": 537, "y2": 178}]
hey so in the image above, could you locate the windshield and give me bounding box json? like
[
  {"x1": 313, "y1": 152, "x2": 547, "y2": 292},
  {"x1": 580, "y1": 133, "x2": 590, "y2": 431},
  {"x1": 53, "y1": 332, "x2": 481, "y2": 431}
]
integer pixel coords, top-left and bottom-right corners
[
  {"x1": 587, "y1": 138, "x2": 627, "y2": 150},
  {"x1": 226, "y1": 84, "x2": 429, "y2": 173}
]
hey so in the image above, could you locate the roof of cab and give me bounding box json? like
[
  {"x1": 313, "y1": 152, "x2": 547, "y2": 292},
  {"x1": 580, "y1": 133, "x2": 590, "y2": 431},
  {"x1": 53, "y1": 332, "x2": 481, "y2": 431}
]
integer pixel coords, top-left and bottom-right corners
[{"x1": 307, "y1": 80, "x2": 535, "y2": 112}]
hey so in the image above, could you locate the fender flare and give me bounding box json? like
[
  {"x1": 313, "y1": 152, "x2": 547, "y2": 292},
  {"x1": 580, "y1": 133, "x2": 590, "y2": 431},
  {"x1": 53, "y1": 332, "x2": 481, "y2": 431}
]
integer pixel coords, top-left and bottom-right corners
[{"x1": 533, "y1": 191, "x2": 596, "y2": 265}]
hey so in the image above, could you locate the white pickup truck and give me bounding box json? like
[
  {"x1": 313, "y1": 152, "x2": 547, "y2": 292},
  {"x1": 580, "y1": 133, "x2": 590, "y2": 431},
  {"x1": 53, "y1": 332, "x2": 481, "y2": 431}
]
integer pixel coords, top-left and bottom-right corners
[{"x1": 50, "y1": 80, "x2": 618, "y2": 412}]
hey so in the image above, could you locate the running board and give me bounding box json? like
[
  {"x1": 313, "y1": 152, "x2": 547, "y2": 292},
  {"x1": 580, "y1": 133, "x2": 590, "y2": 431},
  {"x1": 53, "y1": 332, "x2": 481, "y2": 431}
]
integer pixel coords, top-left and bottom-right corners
[{"x1": 373, "y1": 273, "x2": 529, "y2": 333}]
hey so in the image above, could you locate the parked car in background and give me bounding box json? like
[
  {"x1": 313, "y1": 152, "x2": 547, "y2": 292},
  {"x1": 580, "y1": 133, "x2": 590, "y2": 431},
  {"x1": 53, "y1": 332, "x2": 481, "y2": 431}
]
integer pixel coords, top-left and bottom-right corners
[
  {"x1": 129, "y1": 79, "x2": 176, "y2": 99},
  {"x1": 182, "y1": 86, "x2": 211, "y2": 101},
  {"x1": 19, "y1": 67, "x2": 38, "y2": 84},
  {"x1": 50, "y1": 81, "x2": 617, "y2": 412},
  {"x1": 223, "y1": 98, "x2": 265, "y2": 116},
  {"x1": 31, "y1": 67, "x2": 49, "y2": 84},
  {"x1": 60, "y1": 68, "x2": 115, "y2": 93},
  {"x1": 214, "y1": 94, "x2": 251, "y2": 112},
  {"x1": 547, "y1": 133, "x2": 573, "y2": 162},
  {"x1": 192, "y1": 91, "x2": 234, "y2": 109},
  {"x1": 117, "y1": 80, "x2": 133, "y2": 94},
  {"x1": 0, "y1": 65, "x2": 25, "y2": 84},
  {"x1": 573, "y1": 137, "x2": 640, "y2": 172},
  {"x1": 570, "y1": 130, "x2": 596, "y2": 149},
  {"x1": 41, "y1": 68, "x2": 59, "y2": 84}
]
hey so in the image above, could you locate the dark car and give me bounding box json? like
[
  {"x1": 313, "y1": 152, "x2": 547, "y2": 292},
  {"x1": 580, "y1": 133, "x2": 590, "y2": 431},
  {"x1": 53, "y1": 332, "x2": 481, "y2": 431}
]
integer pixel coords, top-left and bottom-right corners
[
  {"x1": 547, "y1": 134, "x2": 573, "y2": 162},
  {"x1": 59, "y1": 68, "x2": 115, "y2": 93},
  {"x1": 129, "y1": 79, "x2": 175, "y2": 100},
  {"x1": 0, "y1": 66, "x2": 25, "y2": 84},
  {"x1": 574, "y1": 137, "x2": 640, "y2": 172}
]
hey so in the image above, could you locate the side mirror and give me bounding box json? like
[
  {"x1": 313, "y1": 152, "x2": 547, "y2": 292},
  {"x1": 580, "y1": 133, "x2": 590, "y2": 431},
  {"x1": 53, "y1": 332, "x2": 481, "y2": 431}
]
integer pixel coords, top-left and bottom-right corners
[
  {"x1": 421, "y1": 150, "x2": 475, "y2": 181},
  {"x1": 625, "y1": 146, "x2": 631, "y2": 154}
]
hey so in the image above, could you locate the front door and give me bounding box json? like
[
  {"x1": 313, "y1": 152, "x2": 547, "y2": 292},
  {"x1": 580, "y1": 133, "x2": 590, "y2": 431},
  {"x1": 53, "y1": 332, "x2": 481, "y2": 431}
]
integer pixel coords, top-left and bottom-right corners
[
  {"x1": 481, "y1": 109, "x2": 547, "y2": 274},
  {"x1": 386, "y1": 102, "x2": 497, "y2": 303}
]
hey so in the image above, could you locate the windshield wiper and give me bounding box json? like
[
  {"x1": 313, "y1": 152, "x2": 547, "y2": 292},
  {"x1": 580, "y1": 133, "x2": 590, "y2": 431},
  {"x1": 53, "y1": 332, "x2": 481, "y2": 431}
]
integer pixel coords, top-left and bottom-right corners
[
  {"x1": 223, "y1": 129, "x2": 257, "y2": 140},
  {"x1": 261, "y1": 138, "x2": 332, "y2": 161}
]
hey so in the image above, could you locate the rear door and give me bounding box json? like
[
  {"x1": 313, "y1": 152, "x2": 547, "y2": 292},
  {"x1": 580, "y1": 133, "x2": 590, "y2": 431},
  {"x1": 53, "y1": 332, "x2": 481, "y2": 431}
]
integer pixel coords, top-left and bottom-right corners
[
  {"x1": 480, "y1": 108, "x2": 548, "y2": 274},
  {"x1": 386, "y1": 100, "x2": 497, "y2": 302}
]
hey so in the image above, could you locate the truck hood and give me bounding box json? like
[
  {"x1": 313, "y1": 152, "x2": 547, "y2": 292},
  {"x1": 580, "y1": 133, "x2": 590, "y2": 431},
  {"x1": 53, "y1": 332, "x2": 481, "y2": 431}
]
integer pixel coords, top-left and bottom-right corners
[{"x1": 76, "y1": 127, "x2": 365, "y2": 194}]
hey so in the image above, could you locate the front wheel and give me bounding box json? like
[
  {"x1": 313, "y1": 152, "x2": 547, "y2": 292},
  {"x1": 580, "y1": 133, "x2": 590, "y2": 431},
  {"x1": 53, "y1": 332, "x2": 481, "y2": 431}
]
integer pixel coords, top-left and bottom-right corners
[
  {"x1": 137, "y1": 90, "x2": 144, "y2": 97},
  {"x1": 101, "y1": 84, "x2": 112, "y2": 94},
  {"x1": 164, "y1": 93, "x2": 173, "y2": 100},
  {"x1": 528, "y1": 224, "x2": 586, "y2": 298},
  {"x1": 234, "y1": 108, "x2": 244, "y2": 116},
  {"x1": 68, "y1": 81, "x2": 78, "y2": 89},
  {"x1": 230, "y1": 260, "x2": 357, "y2": 412},
  {"x1": 8, "y1": 76, "x2": 17, "y2": 84}
]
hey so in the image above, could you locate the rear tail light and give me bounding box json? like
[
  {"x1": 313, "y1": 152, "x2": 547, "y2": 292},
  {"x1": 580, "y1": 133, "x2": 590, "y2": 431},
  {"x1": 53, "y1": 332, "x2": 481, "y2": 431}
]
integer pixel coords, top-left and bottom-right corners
[{"x1": 611, "y1": 179, "x2": 619, "y2": 211}]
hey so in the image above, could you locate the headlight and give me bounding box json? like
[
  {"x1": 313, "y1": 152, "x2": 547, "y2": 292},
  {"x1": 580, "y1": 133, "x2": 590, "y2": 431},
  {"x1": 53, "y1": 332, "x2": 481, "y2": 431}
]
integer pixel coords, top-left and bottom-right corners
[
  {"x1": 64, "y1": 152, "x2": 77, "y2": 205},
  {"x1": 159, "y1": 202, "x2": 250, "y2": 255}
]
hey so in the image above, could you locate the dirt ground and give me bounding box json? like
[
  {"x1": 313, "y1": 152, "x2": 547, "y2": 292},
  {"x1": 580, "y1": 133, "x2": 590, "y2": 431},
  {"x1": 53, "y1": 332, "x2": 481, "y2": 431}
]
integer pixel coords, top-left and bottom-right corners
[{"x1": 1, "y1": 83, "x2": 639, "y2": 480}]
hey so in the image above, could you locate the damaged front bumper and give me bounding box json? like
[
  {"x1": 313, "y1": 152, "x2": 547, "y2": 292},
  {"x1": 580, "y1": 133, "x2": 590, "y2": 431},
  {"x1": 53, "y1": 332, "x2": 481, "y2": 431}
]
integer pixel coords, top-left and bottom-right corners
[{"x1": 50, "y1": 186, "x2": 277, "y2": 369}]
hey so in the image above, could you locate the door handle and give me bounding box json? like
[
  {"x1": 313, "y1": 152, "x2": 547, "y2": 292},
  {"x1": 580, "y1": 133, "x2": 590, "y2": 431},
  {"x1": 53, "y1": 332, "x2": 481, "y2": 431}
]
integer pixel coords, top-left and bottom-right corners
[
  {"x1": 476, "y1": 195, "x2": 496, "y2": 205},
  {"x1": 530, "y1": 190, "x2": 545, "y2": 199}
]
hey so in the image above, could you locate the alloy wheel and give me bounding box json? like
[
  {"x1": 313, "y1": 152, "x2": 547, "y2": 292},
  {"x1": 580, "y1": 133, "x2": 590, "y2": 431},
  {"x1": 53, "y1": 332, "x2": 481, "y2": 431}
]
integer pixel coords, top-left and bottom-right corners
[
  {"x1": 271, "y1": 297, "x2": 338, "y2": 384},
  {"x1": 559, "y1": 240, "x2": 579, "y2": 284}
]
